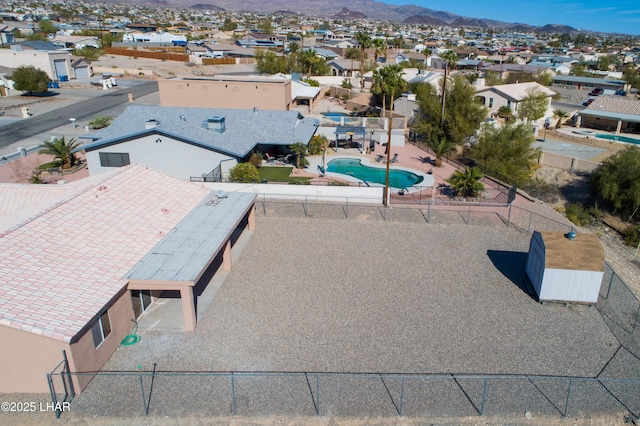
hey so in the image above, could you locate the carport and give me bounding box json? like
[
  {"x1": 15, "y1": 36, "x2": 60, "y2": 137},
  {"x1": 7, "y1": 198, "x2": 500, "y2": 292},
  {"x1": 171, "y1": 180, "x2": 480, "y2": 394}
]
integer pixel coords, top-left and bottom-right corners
[{"x1": 125, "y1": 192, "x2": 257, "y2": 331}]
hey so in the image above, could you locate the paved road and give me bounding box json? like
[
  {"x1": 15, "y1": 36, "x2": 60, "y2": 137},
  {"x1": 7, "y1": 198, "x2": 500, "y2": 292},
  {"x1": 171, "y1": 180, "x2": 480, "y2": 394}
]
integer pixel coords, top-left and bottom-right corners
[{"x1": 0, "y1": 81, "x2": 158, "y2": 149}]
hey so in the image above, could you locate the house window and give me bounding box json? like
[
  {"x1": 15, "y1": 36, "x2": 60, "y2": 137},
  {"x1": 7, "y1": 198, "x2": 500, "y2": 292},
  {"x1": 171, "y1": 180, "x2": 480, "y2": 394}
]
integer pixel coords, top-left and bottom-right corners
[
  {"x1": 99, "y1": 152, "x2": 130, "y2": 167},
  {"x1": 91, "y1": 310, "x2": 112, "y2": 348},
  {"x1": 489, "y1": 97, "x2": 493, "y2": 108},
  {"x1": 507, "y1": 100, "x2": 511, "y2": 108}
]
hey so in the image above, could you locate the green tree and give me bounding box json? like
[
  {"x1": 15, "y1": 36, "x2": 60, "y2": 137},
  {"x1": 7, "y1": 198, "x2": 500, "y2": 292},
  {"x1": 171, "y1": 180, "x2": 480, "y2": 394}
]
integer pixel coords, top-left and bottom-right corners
[
  {"x1": 591, "y1": 146, "x2": 640, "y2": 217},
  {"x1": 372, "y1": 38, "x2": 387, "y2": 65},
  {"x1": 38, "y1": 19, "x2": 57, "y2": 34},
  {"x1": 447, "y1": 167, "x2": 485, "y2": 198},
  {"x1": 623, "y1": 65, "x2": 640, "y2": 90},
  {"x1": 470, "y1": 122, "x2": 539, "y2": 184},
  {"x1": 229, "y1": 162, "x2": 259, "y2": 183},
  {"x1": 254, "y1": 49, "x2": 286, "y2": 74},
  {"x1": 371, "y1": 64, "x2": 405, "y2": 118},
  {"x1": 427, "y1": 137, "x2": 456, "y2": 167},
  {"x1": 39, "y1": 136, "x2": 81, "y2": 174},
  {"x1": 442, "y1": 75, "x2": 487, "y2": 144},
  {"x1": 308, "y1": 135, "x2": 329, "y2": 155},
  {"x1": 12, "y1": 65, "x2": 50, "y2": 95},
  {"x1": 518, "y1": 87, "x2": 550, "y2": 122},
  {"x1": 597, "y1": 54, "x2": 621, "y2": 71},
  {"x1": 355, "y1": 32, "x2": 372, "y2": 90},
  {"x1": 289, "y1": 142, "x2": 309, "y2": 169},
  {"x1": 553, "y1": 109, "x2": 569, "y2": 129},
  {"x1": 221, "y1": 17, "x2": 237, "y2": 31}
]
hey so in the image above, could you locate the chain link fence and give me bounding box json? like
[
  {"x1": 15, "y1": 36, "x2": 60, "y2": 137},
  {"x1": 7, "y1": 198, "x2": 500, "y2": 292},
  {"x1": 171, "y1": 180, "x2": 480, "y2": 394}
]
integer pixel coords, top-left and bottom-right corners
[{"x1": 58, "y1": 370, "x2": 639, "y2": 420}]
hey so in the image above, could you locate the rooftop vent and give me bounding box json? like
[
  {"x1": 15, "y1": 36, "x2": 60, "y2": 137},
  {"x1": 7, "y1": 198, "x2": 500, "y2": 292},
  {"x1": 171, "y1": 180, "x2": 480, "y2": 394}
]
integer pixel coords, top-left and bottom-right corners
[
  {"x1": 179, "y1": 114, "x2": 186, "y2": 122},
  {"x1": 202, "y1": 116, "x2": 225, "y2": 133},
  {"x1": 253, "y1": 107, "x2": 258, "y2": 113},
  {"x1": 145, "y1": 119, "x2": 160, "y2": 129}
]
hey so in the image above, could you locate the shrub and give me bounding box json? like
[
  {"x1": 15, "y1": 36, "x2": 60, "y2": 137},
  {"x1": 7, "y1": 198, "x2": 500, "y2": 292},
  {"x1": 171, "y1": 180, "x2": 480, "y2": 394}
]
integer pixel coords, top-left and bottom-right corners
[
  {"x1": 308, "y1": 135, "x2": 329, "y2": 155},
  {"x1": 229, "y1": 162, "x2": 259, "y2": 183},
  {"x1": 565, "y1": 202, "x2": 600, "y2": 226},
  {"x1": 341, "y1": 78, "x2": 353, "y2": 89},
  {"x1": 304, "y1": 78, "x2": 320, "y2": 87},
  {"x1": 521, "y1": 178, "x2": 561, "y2": 203},
  {"x1": 89, "y1": 116, "x2": 113, "y2": 129},
  {"x1": 249, "y1": 152, "x2": 263, "y2": 168},
  {"x1": 325, "y1": 90, "x2": 332, "y2": 97},
  {"x1": 624, "y1": 224, "x2": 640, "y2": 248}
]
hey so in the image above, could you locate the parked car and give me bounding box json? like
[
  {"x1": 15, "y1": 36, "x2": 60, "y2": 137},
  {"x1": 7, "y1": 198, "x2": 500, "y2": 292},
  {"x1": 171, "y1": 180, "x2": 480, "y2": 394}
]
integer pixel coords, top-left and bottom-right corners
[
  {"x1": 582, "y1": 98, "x2": 595, "y2": 107},
  {"x1": 588, "y1": 88, "x2": 604, "y2": 96},
  {"x1": 615, "y1": 89, "x2": 627, "y2": 96}
]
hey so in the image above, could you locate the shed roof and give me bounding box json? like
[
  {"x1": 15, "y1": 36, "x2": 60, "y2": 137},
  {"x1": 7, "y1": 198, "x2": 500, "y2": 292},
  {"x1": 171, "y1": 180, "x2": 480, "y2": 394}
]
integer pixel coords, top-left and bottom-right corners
[
  {"x1": 79, "y1": 105, "x2": 319, "y2": 158},
  {"x1": 538, "y1": 231, "x2": 604, "y2": 272},
  {"x1": 0, "y1": 165, "x2": 210, "y2": 343},
  {"x1": 126, "y1": 192, "x2": 256, "y2": 283}
]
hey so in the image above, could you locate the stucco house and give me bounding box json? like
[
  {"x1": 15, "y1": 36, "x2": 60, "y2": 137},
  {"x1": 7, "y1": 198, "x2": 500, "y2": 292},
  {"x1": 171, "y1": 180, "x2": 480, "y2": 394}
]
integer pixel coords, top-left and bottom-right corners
[
  {"x1": 0, "y1": 42, "x2": 76, "y2": 81},
  {"x1": 0, "y1": 165, "x2": 257, "y2": 393},
  {"x1": 78, "y1": 105, "x2": 319, "y2": 180},
  {"x1": 576, "y1": 96, "x2": 640, "y2": 134},
  {"x1": 475, "y1": 81, "x2": 556, "y2": 123}
]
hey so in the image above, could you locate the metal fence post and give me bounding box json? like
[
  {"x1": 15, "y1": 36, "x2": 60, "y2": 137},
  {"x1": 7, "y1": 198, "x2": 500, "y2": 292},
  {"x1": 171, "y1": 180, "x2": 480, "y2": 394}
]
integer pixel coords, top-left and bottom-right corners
[
  {"x1": 399, "y1": 376, "x2": 405, "y2": 416},
  {"x1": 316, "y1": 374, "x2": 320, "y2": 416},
  {"x1": 427, "y1": 202, "x2": 431, "y2": 223},
  {"x1": 479, "y1": 377, "x2": 488, "y2": 416},
  {"x1": 606, "y1": 268, "x2": 615, "y2": 299},
  {"x1": 563, "y1": 378, "x2": 572, "y2": 417},
  {"x1": 345, "y1": 197, "x2": 349, "y2": 219},
  {"x1": 138, "y1": 367, "x2": 148, "y2": 416},
  {"x1": 261, "y1": 194, "x2": 266, "y2": 215},
  {"x1": 46, "y1": 373, "x2": 60, "y2": 419},
  {"x1": 467, "y1": 205, "x2": 471, "y2": 224},
  {"x1": 507, "y1": 204, "x2": 512, "y2": 228},
  {"x1": 527, "y1": 211, "x2": 533, "y2": 234},
  {"x1": 303, "y1": 196, "x2": 308, "y2": 217},
  {"x1": 633, "y1": 304, "x2": 640, "y2": 333},
  {"x1": 62, "y1": 350, "x2": 75, "y2": 398},
  {"x1": 231, "y1": 372, "x2": 236, "y2": 415}
]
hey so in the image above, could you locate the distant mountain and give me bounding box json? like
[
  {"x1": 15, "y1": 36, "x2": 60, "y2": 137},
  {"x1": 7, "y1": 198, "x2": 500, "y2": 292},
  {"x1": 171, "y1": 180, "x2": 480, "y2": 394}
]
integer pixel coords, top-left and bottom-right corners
[{"x1": 112, "y1": 0, "x2": 591, "y2": 34}]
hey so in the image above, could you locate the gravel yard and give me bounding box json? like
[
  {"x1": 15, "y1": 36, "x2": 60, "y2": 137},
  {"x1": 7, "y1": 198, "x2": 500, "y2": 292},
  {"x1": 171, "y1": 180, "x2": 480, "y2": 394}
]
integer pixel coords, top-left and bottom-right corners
[{"x1": 59, "y1": 213, "x2": 639, "y2": 421}]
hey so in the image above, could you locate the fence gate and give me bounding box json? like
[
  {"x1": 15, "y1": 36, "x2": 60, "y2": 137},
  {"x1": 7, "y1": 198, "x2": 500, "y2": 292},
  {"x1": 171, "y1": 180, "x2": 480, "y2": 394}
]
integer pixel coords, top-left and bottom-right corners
[{"x1": 46, "y1": 350, "x2": 75, "y2": 419}]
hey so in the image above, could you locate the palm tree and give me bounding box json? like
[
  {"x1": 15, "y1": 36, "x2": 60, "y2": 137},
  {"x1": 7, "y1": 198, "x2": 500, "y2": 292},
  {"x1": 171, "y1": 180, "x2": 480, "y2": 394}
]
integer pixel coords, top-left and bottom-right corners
[
  {"x1": 299, "y1": 49, "x2": 320, "y2": 76},
  {"x1": 553, "y1": 109, "x2": 569, "y2": 129},
  {"x1": 427, "y1": 137, "x2": 456, "y2": 167},
  {"x1": 439, "y1": 50, "x2": 459, "y2": 127},
  {"x1": 372, "y1": 38, "x2": 387, "y2": 66},
  {"x1": 422, "y1": 47, "x2": 432, "y2": 68},
  {"x1": 39, "y1": 136, "x2": 81, "y2": 174},
  {"x1": 371, "y1": 64, "x2": 406, "y2": 119},
  {"x1": 447, "y1": 166, "x2": 485, "y2": 198},
  {"x1": 355, "y1": 32, "x2": 372, "y2": 91},
  {"x1": 289, "y1": 142, "x2": 309, "y2": 169}
]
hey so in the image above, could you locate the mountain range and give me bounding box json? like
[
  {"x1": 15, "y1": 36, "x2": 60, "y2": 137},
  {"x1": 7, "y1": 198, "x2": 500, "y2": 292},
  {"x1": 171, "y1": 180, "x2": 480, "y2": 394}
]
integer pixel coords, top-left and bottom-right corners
[{"x1": 133, "y1": 0, "x2": 582, "y2": 34}]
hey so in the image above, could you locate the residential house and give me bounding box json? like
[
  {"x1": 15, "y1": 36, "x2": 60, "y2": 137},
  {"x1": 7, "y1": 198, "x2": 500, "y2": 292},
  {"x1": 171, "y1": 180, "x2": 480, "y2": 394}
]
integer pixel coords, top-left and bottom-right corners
[
  {"x1": 327, "y1": 58, "x2": 361, "y2": 77},
  {"x1": 0, "y1": 65, "x2": 16, "y2": 96},
  {"x1": 51, "y1": 35, "x2": 100, "y2": 49},
  {"x1": 475, "y1": 81, "x2": 556, "y2": 122},
  {"x1": 0, "y1": 43, "x2": 75, "y2": 81},
  {"x1": 480, "y1": 64, "x2": 555, "y2": 81},
  {"x1": 122, "y1": 31, "x2": 187, "y2": 44},
  {"x1": 235, "y1": 33, "x2": 285, "y2": 49},
  {"x1": 576, "y1": 96, "x2": 640, "y2": 134},
  {"x1": 551, "y1": 75, "x2": 627, "y2": 93},
  {"x1": 0, "y1": 25, "x2": 16, "y2": 46},
  {"x1": 79, "y1": 105, "x2": 319, "y2": 180},
  {"x1": 395, "y1": 52, "x2": 429, "y2": 66},
  {"x1": 0, "y1": 165, "x2": 257, "y2": 393}
]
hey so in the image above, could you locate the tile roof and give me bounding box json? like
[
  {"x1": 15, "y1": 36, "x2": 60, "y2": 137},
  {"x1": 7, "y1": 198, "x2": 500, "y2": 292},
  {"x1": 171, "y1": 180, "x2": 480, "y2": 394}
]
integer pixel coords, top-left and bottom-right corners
[
  {"x1": 79, "y1": 105, "x2": 319, "y2": 158},
  {"x1": 583, "y1": 96, "x2": 640, "y2": 117},
  {"x1": 0, "y1": 165, "x2": 210, "y2": 343}
]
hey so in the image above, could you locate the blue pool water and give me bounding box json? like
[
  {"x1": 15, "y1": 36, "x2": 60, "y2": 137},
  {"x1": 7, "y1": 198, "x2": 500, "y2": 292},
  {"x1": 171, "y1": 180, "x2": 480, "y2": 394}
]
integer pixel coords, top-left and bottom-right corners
[
  {"x1": 322, "y1": 112, "x2": 359, "y2": 123},
  {"x1": 596, "y1": 134, "x2": 640, "y2": 144},
  {"x1": 327, "y1": 158, "x2": 424, "y2": 188}
]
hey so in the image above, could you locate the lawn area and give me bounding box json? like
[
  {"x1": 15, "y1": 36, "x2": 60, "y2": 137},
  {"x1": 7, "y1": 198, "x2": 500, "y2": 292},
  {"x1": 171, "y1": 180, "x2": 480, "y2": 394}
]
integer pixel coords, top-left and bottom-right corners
[{"x1": 258, "y1": 166, "x2": 311, "y2": 183}]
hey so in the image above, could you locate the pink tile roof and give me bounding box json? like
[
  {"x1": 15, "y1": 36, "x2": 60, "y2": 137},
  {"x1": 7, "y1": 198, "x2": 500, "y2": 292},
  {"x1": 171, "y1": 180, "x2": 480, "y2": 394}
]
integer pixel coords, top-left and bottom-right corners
[{"x1": 0, "y1": 165, "x2": 210, "y2": 343}]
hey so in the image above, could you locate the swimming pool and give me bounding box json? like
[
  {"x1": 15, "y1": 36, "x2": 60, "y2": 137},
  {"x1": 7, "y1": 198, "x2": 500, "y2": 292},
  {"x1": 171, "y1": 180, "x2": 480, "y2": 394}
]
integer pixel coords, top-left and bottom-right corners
[
  {"x1": 326, "y1": 158, "x2": 424, "y2": 188},
  {"x1": 596, "y1": 134, "x2": 640, "y2": 144},
  {"x1": 322, "y1": 112, "x2": 360, "y2": 124}
]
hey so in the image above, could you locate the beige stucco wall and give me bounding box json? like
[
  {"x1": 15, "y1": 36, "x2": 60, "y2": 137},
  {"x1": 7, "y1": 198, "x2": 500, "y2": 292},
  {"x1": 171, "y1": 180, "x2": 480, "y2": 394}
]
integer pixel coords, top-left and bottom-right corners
[
  {"x1": 0, "y1": 325, "x2": 69, "y2": 393},
  {"x1": 0, "y1": 50, "x2": 71, "y2": 80},
  {"x1": 158, "y1": 78, "x2": 292, "y2": 110},
  {"x1": 68, "y1": 288, "x2": 136, "y2": 392}
]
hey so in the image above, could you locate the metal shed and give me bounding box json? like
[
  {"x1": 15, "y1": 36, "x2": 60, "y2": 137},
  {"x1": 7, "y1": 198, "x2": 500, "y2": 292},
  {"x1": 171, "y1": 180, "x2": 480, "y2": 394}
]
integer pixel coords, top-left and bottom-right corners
[{"x1": 525, "y1": 231, "x2": 604, "y2": 304}]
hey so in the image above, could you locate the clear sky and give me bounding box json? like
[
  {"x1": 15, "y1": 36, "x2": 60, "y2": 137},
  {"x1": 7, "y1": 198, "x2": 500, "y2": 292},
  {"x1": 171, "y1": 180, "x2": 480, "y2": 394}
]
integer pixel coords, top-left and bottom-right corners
[{"x1": 381, "y1": 0, "x2": 640, "y2": 36}]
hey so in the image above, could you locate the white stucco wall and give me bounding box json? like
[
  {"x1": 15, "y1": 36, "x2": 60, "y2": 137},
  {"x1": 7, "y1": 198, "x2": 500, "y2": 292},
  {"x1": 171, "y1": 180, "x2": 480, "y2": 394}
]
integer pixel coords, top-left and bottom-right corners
[{"x1": 84, "y1": 135, "x2": 235, "y2": 180}]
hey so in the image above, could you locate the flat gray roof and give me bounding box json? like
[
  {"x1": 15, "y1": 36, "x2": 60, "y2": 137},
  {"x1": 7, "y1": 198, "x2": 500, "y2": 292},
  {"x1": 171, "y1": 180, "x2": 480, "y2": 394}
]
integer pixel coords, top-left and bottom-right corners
[{"x1": 125, "y1": 192, "x2": 256, "y2": 283}]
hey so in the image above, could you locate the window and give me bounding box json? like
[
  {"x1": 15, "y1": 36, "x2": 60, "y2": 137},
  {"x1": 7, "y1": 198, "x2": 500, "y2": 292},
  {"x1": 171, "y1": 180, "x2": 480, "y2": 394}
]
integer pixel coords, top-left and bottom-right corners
[
  {"x1": 506, "y1": 100, "x2": 511, "y2": 108},
  {"x1": 91, "y1": 311, "x2": 112, "y2": 348},
  {"x1": 99, "y1": 152, "x2": 130, "y2": 168},
  {"x1": 489, "y1": 97, "x2": 493, "y2": 108}
]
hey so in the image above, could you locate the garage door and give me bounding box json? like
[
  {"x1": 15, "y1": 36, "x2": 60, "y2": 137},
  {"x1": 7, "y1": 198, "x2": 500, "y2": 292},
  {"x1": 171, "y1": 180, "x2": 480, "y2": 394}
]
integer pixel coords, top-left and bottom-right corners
[
  {"x1": 74, "y1": 65, "x2": 90, "y2": 79},
  {"x1": 53, "y1": 59, "x2": 68, "y2": 81}
]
